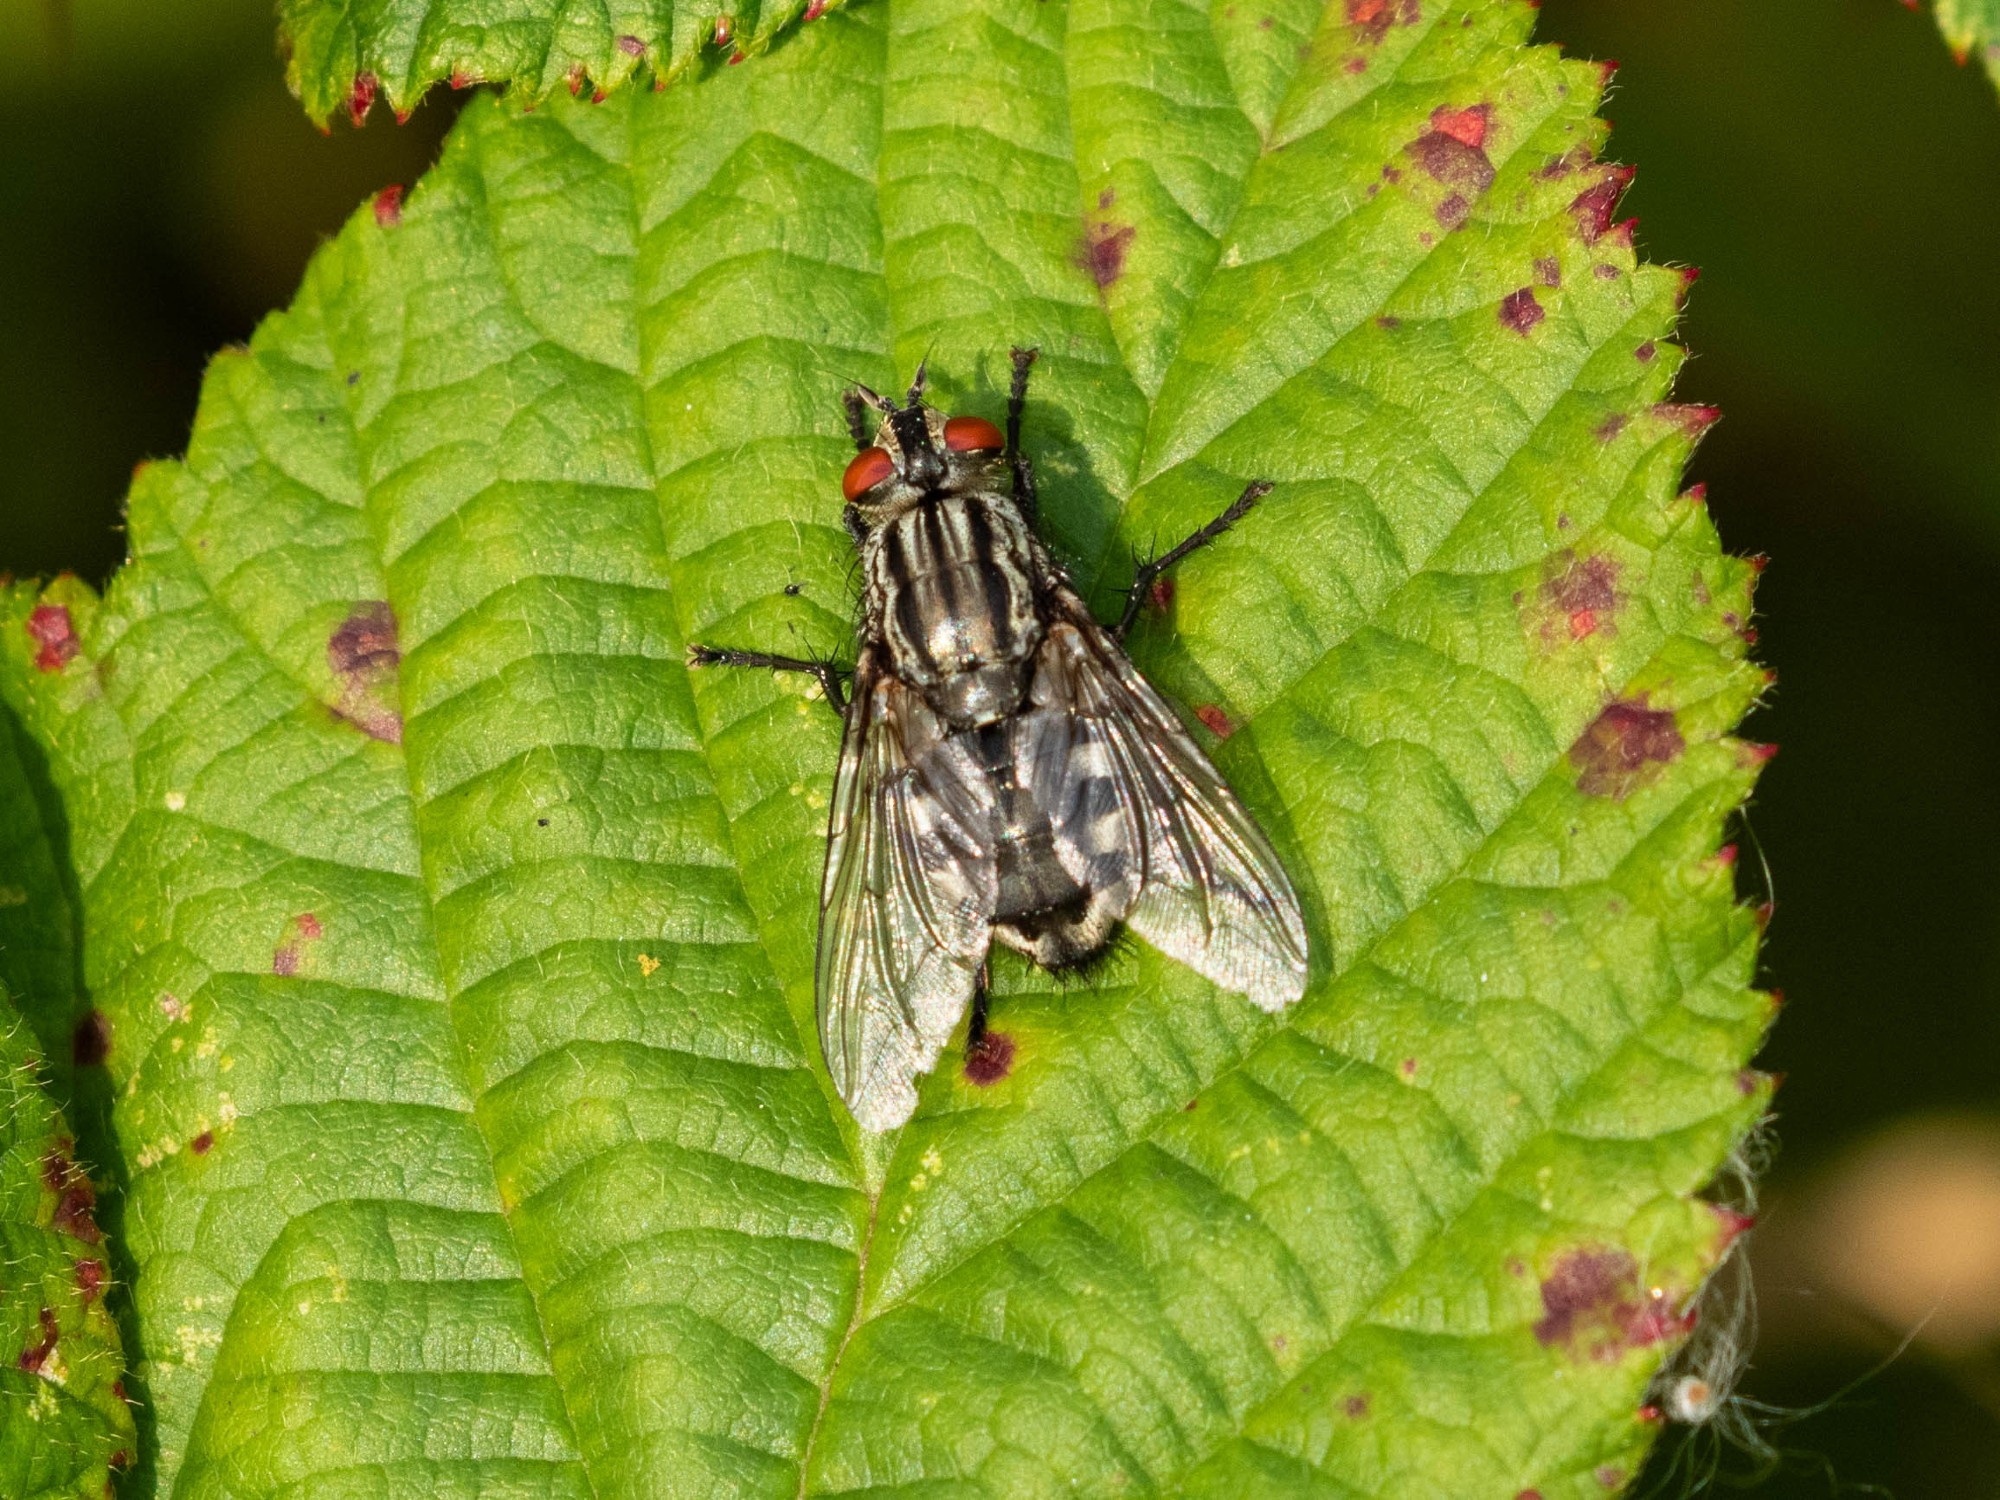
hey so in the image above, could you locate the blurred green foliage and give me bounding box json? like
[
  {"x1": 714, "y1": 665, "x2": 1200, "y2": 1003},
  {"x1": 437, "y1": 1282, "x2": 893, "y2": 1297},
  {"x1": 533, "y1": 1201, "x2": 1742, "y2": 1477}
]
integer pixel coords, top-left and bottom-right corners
[{"x1": 1, "y1": 0, "x2": 1997, "y2": 1492}]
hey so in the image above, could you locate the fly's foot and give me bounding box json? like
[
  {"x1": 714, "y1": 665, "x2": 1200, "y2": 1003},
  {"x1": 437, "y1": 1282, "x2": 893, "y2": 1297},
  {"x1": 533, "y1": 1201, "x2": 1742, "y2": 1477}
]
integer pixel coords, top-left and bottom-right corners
[
  {"x1": 1115, "y1": 479, "x2": 1274, "y2": 641},
  {"x1": 686, "y1": 643, "x2": 851, "y2": 714}
]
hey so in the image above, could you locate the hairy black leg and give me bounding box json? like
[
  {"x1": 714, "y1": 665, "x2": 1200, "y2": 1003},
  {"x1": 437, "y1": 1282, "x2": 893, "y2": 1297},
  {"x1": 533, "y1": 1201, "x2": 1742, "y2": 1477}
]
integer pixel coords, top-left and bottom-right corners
[
  {"x1": 686, "y1": 644, "x2": 850, "y2": 714},
  {"x1": 966, "y1": 960, "x2": 992, "y2": 1051},
  {"x1": 1006, "y1": 346, "x2": 1038, "y2": 451},
  {"x1": 842, "y1": 505, "x2": 869, "y2": 549},
  {"x1": 843, "y1": 389, "x2": 874, "y2": 449},
  {"x1": 1012, "y1": 451, "x2": 1040, "y2": 527},
  {"x1": 1114, "y1": 479, "x2": 1274, "y2": 642},
  {"x1": 1006, "y1": 345, "x2": 1040, "y2": 520}
]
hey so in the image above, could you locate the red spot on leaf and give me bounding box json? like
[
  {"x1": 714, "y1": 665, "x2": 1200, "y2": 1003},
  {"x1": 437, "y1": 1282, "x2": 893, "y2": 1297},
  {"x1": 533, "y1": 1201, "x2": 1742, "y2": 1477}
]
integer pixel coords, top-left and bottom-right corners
[
  {"x1": 1343, "y1": 1393, "x2": 1370, "y2": 1418},
  {"x1": 17, "y1": 1306, "x2": 58, "y2": 1375},
  {"x1": 1517, "y1": 1493, "x2": 1544, "y2": 1500},
  {"x1": 1596, "y1": 1467, "x2": 1626, "y2": 1490},
  {"x1": 1637, "y1": 1402, "x2": 1664, "y2": 1423},
  {"x1": 804, "y1": 0, "x2": 828, "y2": 18},
  {"x1": 1399, "y1": 1057, "x2": 1418, "y2": 1079},
  {"x1": 590, "y1": 88, "x2": 610, "y2": 102},
  {"x1": 329, "y1": 601, "x2": 402, "y2": 743},
  {"x1": 449, "y1": 70, "x2": 480, "y2": 89},
  {"x1": 1429, "y1": 104, "x2": 1490, "y2": 148},
  {"x1": 1634, "y1": 340, "x2": 1656, "y2": 362},
  {"x1": 725, "y1": 52, "x2": 745, "y2": 67},
  {"x1": 43, "y1": 1147, "x2": 100, "y2": 1244},
  {"x1": 1569, "y1": 167, "x2": 1634, "y2": 243},
  {"x1": 1407, "y1": 122, "x2": 1495, "y2": 194},
  {"x1": 273, "y1": 912, "x2": 325, "y2": 976},
  {"x1": 26, "y1": 604, "x2": 78, "y2": 671},
  {"x1": 1533, "y1": 255, "x2": 1561, "y2": 288},
  {"x1": 1434, "y1": 193, "x2": 1469, "y2": 231},
  {"x1": 713, "y1": 15, "x2": 733, "y2": 44},
  {"x1": 1653, "y1": 402, "x2": 1720, "y2": 437},
  {"x1": 347, "y1": 72, "x2": 379, "y2": 128},
  {"x1": 1344, "y1": 55, "x2": 1367, "y2": 74},
  {"x1": 330, "y1": 603, "x2": 397, "y2": 676},
  {"x1": 566, "y1": 62, "x2": 587, "y2": 96},
  {"x1": 1150, "y1": 576, "x2": 1175, "y2": 612},
  {"x1": 1535, "y1": 1247, "x2": 1692, "y2": 1359},
  {"x1": 964, "y1": 1031, "x2": 1015, "y2": 1085},
  {"x1": 1346, "y1": 0, "x2": 1420, "y2": 42},
  {"x1": 372, "y1": 185, "x2": 404, "y2": 228},
  {"x1": 1498, "y1": 287, "x2": 1544, "y2": 334},
  {"x1": 1076, "y1": 222, "x2": 1136, "y2": 288},
  {"x1": 616, "y1": 33, "x2": 646, "y2": 55},
  {"x1": 75, "y1": 1257, "x2": 104, "y2": 1302},
  {"x1": 72, "y1": 1010, "x2": 110, "y2": 1068},
  {"x1": 1713, "y1": 842, "x2": 1738, "y2": 869},
  {"x1": 1593, "y1": 413, "x2": 1626, "y2": 443},
  {"x1": 1570, "y1": 701, "x2": 1682, "y2": 798},
  {"x1": 1712, "y1": 1204, "x2": 1756, "y2": 1248},
  {"x1": 190, "y1": 1130, "x2": 214, "y2": 1156},
  {"x1": 1195, "y1": 705, "x2": 1236, "y2": 738}
]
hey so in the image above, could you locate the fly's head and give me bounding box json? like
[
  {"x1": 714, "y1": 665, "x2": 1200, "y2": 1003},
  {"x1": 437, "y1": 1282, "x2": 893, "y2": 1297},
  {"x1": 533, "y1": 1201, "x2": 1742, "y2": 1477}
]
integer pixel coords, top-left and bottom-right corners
[{"x1": 841, "y1": 364, "x2": 1006, "y2": 531}]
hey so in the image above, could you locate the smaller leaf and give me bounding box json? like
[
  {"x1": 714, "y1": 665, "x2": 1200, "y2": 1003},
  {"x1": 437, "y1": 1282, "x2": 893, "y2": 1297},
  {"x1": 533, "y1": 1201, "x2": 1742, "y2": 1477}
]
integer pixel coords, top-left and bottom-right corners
[
  {"x1": 0, "y1": 991, "x2": 135, "y2": 1500},
  {"x1": 278, "y1": 0, "x2": 843, "y2": 128}
]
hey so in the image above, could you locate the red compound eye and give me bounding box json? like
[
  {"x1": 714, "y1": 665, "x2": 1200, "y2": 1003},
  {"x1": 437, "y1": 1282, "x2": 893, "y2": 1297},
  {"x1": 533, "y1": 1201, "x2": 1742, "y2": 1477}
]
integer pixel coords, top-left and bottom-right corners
[
  {"x1": 944, "y1": 415, "x2": 1005, "y2": 453},
  {"x1": 842, "y1": 446, "x2": 895, "y2": 501}
]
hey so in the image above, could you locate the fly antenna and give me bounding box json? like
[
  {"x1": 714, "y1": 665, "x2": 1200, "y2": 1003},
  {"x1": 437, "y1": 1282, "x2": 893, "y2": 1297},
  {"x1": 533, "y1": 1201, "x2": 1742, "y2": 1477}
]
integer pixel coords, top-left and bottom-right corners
[{"x1": 906, "y1": 356, "x2": 930, "y2": 408}]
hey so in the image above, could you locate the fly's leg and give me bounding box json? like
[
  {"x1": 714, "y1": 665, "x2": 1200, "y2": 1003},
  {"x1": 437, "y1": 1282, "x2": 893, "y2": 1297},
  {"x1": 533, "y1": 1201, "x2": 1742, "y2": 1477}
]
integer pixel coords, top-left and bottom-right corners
[
  {"x1": 1007, "y1": 345, "x2": 1040, "y2": 523},
  {"x1": 966, "y1": 960, "x2": 992, "y2": 1051},
  {"x1": 842, "y1": 389, "x2": 875, "y2": 450},
  {"x1": 686, "y1": 644, "x2": 850, "y2": 715},
  {"x1": 1114, "y1": 479, "x2": 1274, "y2": 642}
]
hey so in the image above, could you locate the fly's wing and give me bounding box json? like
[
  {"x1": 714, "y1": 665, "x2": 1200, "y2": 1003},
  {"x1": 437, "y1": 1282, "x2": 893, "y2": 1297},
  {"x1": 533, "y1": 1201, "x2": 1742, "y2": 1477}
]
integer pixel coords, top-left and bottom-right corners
[
  {"x1": 1036, "y1": 601, "x2": 1309, "y2": 1009},
  {"x1": 817, "y1": 647, "x2": 996, "y2": 1130}
]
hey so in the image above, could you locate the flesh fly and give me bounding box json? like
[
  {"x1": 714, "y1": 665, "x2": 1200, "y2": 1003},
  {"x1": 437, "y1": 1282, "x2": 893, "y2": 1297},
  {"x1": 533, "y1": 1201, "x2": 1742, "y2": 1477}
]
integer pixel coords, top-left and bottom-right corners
[{"x1": 692, "y1": 349, "x2": 1308, "y2": 1129}]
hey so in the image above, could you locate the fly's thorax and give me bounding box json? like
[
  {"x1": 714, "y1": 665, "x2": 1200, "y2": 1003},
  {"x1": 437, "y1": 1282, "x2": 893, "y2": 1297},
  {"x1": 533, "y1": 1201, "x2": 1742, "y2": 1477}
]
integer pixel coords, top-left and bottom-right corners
[{"x1": 863, "y1": 490, "x2": 1046, "y2": 728}]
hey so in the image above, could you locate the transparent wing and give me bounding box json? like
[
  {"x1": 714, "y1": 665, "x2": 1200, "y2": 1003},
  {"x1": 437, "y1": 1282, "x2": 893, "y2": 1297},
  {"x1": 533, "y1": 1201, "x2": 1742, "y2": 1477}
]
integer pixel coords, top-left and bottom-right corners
[
  {"x1": 1037, "y1": 600, "x2": 1309, "y2": 1009},
  {"x1": 817, "y1": 648, "x2": 996, "y2": 1131}
]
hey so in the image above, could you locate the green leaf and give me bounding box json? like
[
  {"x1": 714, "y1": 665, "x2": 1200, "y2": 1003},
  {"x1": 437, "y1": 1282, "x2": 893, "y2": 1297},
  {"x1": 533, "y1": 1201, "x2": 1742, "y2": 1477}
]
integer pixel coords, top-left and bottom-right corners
[
  {"x1": 5, "y1": 2, "x2": 1774, "y2": 1494},
  {"x1": 278, "y1": 0, "x2": 839, "y2": 128},
  {"x1": 1930, "y1": 0, "x2": 2000, "y2": 91},
  {"x1": 0, "y1": 987, "x2": 136, "y2": 1498}
]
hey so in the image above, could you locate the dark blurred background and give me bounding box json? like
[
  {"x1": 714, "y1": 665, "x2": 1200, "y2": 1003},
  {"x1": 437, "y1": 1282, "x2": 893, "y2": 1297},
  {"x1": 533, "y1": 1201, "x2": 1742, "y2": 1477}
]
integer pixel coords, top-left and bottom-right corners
[{"x1": 4, "y1": 0, "x2": 1999, "y2": 1492}]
